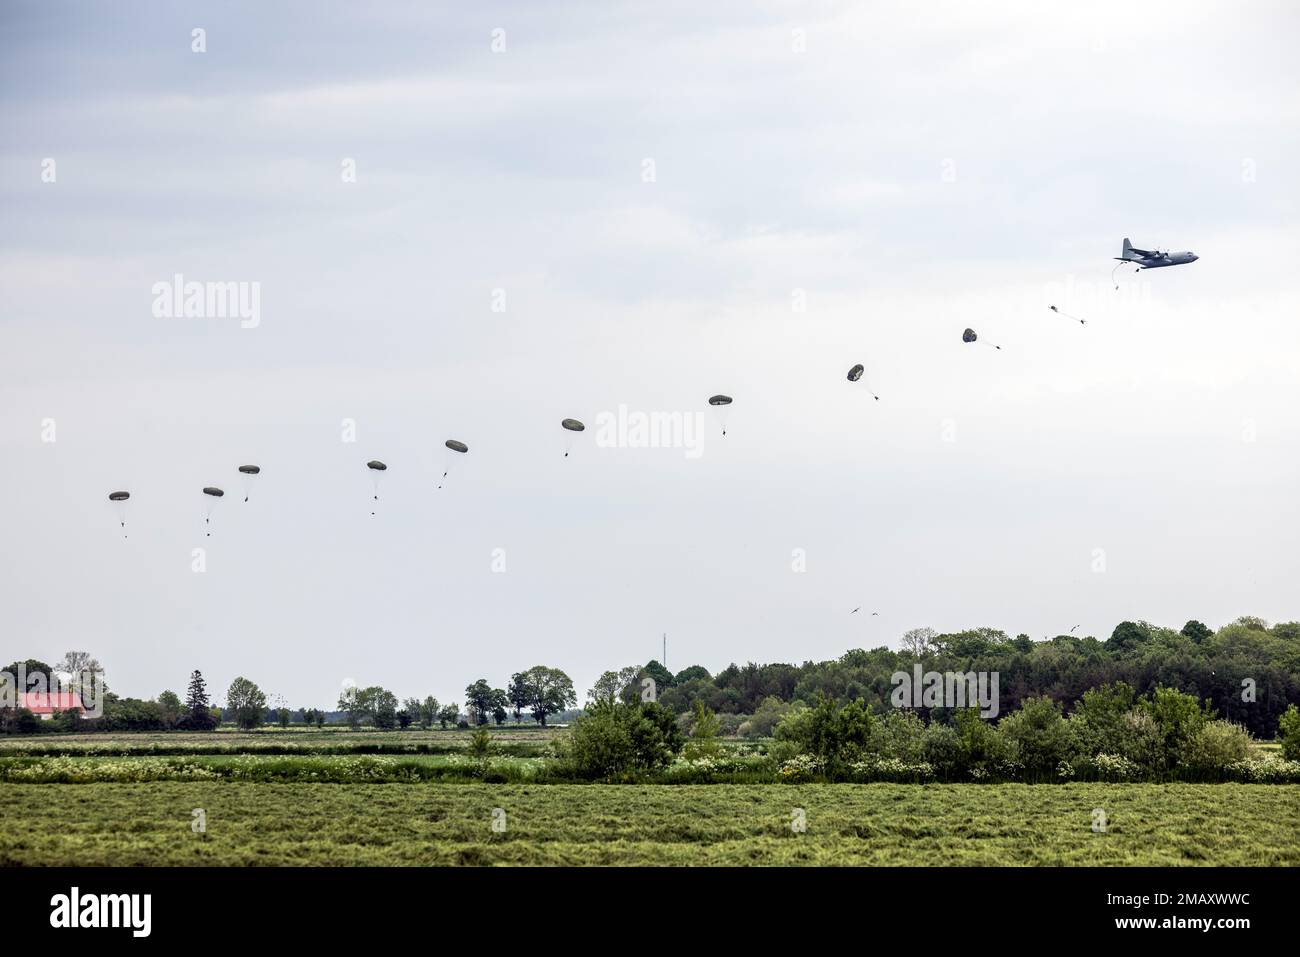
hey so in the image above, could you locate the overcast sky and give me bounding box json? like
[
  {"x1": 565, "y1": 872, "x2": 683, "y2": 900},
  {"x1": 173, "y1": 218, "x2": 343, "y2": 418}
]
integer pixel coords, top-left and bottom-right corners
[{"x1": 2, "y1": 1, "x2": 1297, "y2": 710}]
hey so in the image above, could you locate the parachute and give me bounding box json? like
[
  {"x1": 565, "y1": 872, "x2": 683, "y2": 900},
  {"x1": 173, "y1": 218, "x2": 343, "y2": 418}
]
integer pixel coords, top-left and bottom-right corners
[
  {"x1": 1049, "y1": 305, "x2": 1086, "y2": 326},
  {"x1": 708, "y1": 395, "x2": 733, "y2": 436},
  {"x1": 202, "y1": 487, "x2": 224, "y2": 537},
  {"x1": 238, "y1": 464, "x2": 261, "y2": 502},
  {"x1": 439, "y1": 440, "x2": 469, "y2": 489},
  {"x1": 1111, "y1": 260, "x2": 1139, "y2": 289},
  {"x1": 963, "y1": 328, "x2": 1001, "y2": 350},
  {"x1": 108, "y1": 491, "x2": 130, "y2": 538},
  {"x1": 561, "y1": 419, "x2": 585, "y2": 458},
  {"x1": 847, "y1": 363, "x2": 879, "y2": 400},
  {"x1": 366, "y1": 461, "x2": 387, "y2": 515}
]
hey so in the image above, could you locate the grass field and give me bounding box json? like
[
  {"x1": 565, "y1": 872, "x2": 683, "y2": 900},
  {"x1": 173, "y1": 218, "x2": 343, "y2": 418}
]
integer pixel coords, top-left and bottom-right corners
[
  {"x1": 0, "y1": 728, "x2": 561, "y2": 757},
  {"x1": 2, "y1": 782, "x2": 1296, "y2": 866}
]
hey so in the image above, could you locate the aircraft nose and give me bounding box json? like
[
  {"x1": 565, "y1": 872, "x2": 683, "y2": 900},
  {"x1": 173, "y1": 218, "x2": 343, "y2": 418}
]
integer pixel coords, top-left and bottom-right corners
[{"x1": 1190, "y1": 253, "x2": 1199, "y2": 261}]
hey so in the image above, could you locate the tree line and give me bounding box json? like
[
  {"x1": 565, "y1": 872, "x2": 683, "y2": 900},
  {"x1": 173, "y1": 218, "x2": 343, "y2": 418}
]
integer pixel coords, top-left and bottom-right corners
[{"x1": 2, "y1": 615, "x2": 1296, "y2": 739}]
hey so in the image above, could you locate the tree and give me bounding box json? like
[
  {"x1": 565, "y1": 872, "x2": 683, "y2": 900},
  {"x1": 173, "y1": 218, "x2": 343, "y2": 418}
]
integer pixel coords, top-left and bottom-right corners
[
  {"x1": 367, "y1": 688, "x2": 399, "y2": 729},
  {"x1": 2, "y1": 659, "x2": 55, "y2": 692},
  {"x1": 1106, "y1": 620, "x2": 1150, "y2": 654},
  {"x1": 338, "y1": 686, "x2": 364, "y2": 729},
  {"x1": 421, "y1": 696, "x2": 440, "y2": 730},
  {"x1": 901, "y1": 627, "x2": 937, "y2": 658},
  {"x1": 55, "y1": 650, "x2": 106, "y2": 701},
  {"x1": 587, "y1": 666, "x2": 641, "y2": 707},
  {"x1": 157, "y1": 690, "x2": 182, "y2": 729},
  {"x1": 277, "y1": 707, "x2": 291, "y2": 729},
  {"x1": 507, "y1": 673, "x2": 531, "y2": 724},
  {"x1": 438, "y1": 703, "x2": 460, "y2": 729},
  {"x1": 464, "y1": 679, "x2": 507, "y2": 727},
  {"x1": 643, "y1": 659, "x2": 674, "y2": 691},
  {"x1": 401, "y1": 697, "x2": 423, "y2": 729},
  {"x1": 1181, "y1": 620, "x2": 1213, "y2": 643},
  {"x1": 226, "y1": 677, "x2": 268, "y2": 730},
  {"x1": 183, "y1": 670, "x2": 217, "y2": 731},
  {"x1": 673, "y1": 665, "x2": 711, "y2": 685},
  {"x1": 523, "y1": 666, "x2": 577, "y2": 724}
]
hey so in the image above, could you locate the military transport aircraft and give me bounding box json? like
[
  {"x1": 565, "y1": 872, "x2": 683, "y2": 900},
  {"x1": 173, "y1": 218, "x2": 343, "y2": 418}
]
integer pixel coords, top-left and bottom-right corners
[{"x1": 1115, "y1": 238, "x2": 1198, "y2": 270}]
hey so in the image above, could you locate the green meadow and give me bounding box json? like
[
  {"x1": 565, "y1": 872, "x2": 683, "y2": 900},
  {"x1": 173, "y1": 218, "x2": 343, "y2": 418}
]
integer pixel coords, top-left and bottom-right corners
[{"x1": 2, "y1": 782, "x2": 1295, "y2": 866}]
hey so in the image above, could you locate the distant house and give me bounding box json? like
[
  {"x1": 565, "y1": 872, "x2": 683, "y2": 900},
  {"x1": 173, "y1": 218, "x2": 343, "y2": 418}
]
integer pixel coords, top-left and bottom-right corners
[{"x1": 19, "y1": 692, "x2": 87, "y2": 720}]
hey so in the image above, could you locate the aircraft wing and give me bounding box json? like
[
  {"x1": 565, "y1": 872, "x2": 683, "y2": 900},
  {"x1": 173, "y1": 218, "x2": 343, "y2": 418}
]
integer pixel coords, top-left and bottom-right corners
[{"x1": 1128, "y1": 245, "x2": 1157, "y2": 258}]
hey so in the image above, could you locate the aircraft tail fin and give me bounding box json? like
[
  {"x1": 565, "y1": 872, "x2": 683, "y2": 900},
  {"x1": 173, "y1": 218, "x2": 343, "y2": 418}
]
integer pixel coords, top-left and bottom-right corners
[{"x1": 1121, "y1": 237, "x2": 1134, "y2": 259}]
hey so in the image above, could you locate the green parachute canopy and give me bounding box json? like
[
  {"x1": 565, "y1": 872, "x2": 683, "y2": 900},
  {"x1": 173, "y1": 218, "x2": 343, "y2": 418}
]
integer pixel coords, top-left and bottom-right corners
[
  {"x1": 366, "y1": 461, "x2": 387, "y2": 471},
  {"x1": 708, "y1": 394, "x2": 732, "y2": 407},
  {"x1": 202, "y1": 487, "x2": 224, "y2": 498},
  {"x1": 238, "y1": 464, "x2": 260, "y2": 475},
  {"x1": 847, "y1": 364, "x2": 864, "y2": 382},
  {"x1": 108, "y1": 491, "x2": 130, "y2": 502},
  {"x1": 445, "y1": 440, "x2": 469, "y2": 453},
  {"x1": 561, "y1": 419, "x2": 585, "y2": 432}
]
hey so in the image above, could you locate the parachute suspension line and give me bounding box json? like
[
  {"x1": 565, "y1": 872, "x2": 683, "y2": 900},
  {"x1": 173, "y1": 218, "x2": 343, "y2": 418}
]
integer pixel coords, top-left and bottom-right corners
[
  {"x1": 365, "y1": 462, "x2": 386, "y2": 516},
  {"x1": 1049, "y1": 305, "x2": 1086, "y2": 325},
  {"x1": 1111, "y1": 261, "x2": 1138, "y2": 290},
  {"x1": 109, "y1": 492, "x2": 130, "y2": 539}
]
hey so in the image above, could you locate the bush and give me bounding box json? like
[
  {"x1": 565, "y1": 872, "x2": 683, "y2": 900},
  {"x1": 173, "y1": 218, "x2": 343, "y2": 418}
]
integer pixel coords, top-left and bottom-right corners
[
  {"x1": 772, "y1": 697, "x2": 876, "y2": 778},
  {"x1": 1091, "y1": 753, "x2": 1141, "y2": 781},
  {"x1": 997, "y1": 696, "x2": 1072, "y2": 777},
  {"x1": 716, "y1": 713, "x2": 746, "y2": 737},
  {"x1": 1279, "y1": 704, "x2": 1300, "y2": 762},
  {"x1": 953, "y1": 708, "x2": 1011, "y2": 778},
  {"x1": 683, "y1": 701, "x2": 722, "y2": 761},
  {"x1": 1068, "y1": 682, "x2": 1137, "y2": 758},
  {"x1": 1183, "y1": 721, "x2": 1251, "y2": 773},
  {"x1": 870, "y1": 710, "x2": 927, "y2": 763},
  {"x1": 1116, "y1": 709, "x2": 1164, "y2": 772},
  {"x1": 468, "y1": 727, "x2": 494, "y2": 759},
  {"x1": 1138, "y1": 686, "x2": 1209, "y2": 771},
  {"x1": 921, "y1": 722, "x2": 961, "y2": 777},
  {"x1": 554, "y1": 700, "x2": 684, "y2": 780},
  {"x1": 740, "y1": 696, "x2": 792, "y2": 739}
]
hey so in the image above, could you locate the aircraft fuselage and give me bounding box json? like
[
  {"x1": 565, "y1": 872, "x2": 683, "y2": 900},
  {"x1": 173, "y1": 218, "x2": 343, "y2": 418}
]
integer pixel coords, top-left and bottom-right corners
[{"x1": 1126, "y1": 251, "x2": 1198, "y2": 269}]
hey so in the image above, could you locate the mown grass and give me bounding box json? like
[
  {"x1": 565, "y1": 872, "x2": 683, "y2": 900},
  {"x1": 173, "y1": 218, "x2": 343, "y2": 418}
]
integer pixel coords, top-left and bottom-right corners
[{"x1": 1, "y1": 782, "x2": 1295, "y2": 866}]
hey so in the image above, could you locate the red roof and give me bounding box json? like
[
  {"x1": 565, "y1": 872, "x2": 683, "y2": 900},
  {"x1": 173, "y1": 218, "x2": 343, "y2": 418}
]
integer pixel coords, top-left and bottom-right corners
[{"x1": 19, "y1": 692, "x2": 85, "y2": 714}]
